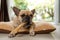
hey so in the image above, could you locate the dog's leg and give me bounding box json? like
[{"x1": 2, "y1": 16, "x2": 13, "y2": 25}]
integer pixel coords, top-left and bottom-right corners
[
  {"x1": 8, "y1": 23, "x2": 25, "y2": 38},
  {"x1": 29, "y1": 23, "x2": 35, "y2": 36}
]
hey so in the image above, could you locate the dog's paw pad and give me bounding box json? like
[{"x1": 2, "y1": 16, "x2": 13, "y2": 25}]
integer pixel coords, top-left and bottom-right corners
[
  {"x1": 30, "y1": 31, "x2": 35, "y2": 36},
  {"x1": 8, "y1": 34, "x2": 15, "y2": 38}
]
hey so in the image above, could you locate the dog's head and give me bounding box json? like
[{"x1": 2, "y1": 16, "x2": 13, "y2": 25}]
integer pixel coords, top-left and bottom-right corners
[{"x1": 13, "y1": 7, "x2": 35, "y2": 24}]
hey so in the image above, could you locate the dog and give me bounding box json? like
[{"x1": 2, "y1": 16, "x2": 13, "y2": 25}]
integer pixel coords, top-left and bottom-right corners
[{"x1": 8, "y1": 7, "x2": 35, "y2": 38}]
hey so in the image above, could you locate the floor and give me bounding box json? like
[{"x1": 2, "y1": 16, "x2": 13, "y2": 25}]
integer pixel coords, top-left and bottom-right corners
[
  {"x1": 0, "y1": 24, "x2": 60, "y2": 40},
  {"x1": 51, "y1": 24, "x2": 60, "y2": 40}
]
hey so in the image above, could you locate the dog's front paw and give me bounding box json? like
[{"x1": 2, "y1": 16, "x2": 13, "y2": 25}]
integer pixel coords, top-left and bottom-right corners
[
  {"x1": 8, "y1": 34, "x2": 16, "y2": 38},
  {"x1": 30, "y1": 31, "x2": 35, "y2": 36}
]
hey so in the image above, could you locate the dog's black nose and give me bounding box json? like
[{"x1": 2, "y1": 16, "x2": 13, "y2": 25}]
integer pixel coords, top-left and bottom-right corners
[
  {"x1": 22, "y1": 15, "x2": 31, "y2": 23},
  {"x1": 25, "y1": 16, "x2": 30, "y2": 22}
]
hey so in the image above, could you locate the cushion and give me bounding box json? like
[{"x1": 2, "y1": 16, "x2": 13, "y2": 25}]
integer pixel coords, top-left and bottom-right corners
[{"x1": 0, "y1": 21, "x2": 56, "y2": 34}]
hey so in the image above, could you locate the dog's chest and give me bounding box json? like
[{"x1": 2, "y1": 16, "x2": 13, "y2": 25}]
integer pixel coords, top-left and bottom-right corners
[{"x1": 24, "y1": 23, "x2": 31, "y2": 29}]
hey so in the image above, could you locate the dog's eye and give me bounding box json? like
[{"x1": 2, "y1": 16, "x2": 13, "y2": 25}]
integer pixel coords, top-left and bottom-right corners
[
  {"x1": 30, "y1": 14, "x2": 33, "y2": 17},
  {"x1": 21, "y1": 14, "x2": 25, "y2": 17}
]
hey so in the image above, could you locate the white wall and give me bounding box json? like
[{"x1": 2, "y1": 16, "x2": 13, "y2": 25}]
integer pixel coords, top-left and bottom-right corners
[
  {"x1": 7, "y1": 0, "x2": 15, "y2": 21},
  {"x1": 54, "y1": 0, "x2": 59, "y2": 24}
]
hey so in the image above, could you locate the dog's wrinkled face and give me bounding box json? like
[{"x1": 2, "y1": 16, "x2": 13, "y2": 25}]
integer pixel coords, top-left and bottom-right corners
[
  {"x1": 13, "y1": 7, "x2": 35, "y2": 24},
  {"x1": 19, "y1": 10, "x2": 33, "y2": 23}
]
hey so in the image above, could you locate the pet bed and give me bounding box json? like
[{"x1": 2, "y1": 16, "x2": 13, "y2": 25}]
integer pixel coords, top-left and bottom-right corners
[{"x1": 0, "y1": 21, "x2": 56, "y2": 34}]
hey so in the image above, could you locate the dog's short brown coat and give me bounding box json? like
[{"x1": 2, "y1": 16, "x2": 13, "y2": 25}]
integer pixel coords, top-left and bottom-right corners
[{"x1": 8, "y1": 7, "x2": 35, "y2": 38}]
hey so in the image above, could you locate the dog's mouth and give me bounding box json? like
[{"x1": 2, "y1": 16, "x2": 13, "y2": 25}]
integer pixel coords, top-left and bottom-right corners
[
  {"x1": 23, "y1": 22, "x2": 32, "y2": 29},
  {"x1": 21, "y1": 16, "x2": 32, "y2": 29}
]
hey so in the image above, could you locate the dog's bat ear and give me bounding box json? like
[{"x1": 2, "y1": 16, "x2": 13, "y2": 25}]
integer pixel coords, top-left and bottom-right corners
[
  {"x1": 31, "y1": 9, "x2": 35, "y2": 14},
  {"x1": 12, "y1": 7, "x2": 20, "y2": 16}
]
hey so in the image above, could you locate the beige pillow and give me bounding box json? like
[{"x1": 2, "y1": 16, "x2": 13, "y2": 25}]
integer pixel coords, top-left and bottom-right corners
[{"x1": 0, "y1": 21, "x2": 56, "y2": 34}]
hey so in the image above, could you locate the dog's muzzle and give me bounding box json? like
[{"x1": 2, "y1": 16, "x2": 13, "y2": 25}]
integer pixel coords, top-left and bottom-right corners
[
  {"x1": 22, "y1": 16, "x2": 32, "y2": 29},
  {"x1": 22, "y1": 16, "x2": 31, "y2": 22},
  {"x1": 24, "y1": 22, "x2": 32, "y2": 29}
]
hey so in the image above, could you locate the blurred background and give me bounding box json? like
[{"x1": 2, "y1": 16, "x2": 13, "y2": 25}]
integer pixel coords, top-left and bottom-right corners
[
  {"x1": 13, "y1": 0, "x2": 54, "y2": 22},
  {"x1": 0, "y1": 0, "x2": 60, "y2": 24}
]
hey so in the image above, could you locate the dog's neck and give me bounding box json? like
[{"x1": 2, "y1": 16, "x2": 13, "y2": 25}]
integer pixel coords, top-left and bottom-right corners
[
  {"x1": 24, "y1": 22, "x2": 32, "y2": 29},
  {"x1": 12, "y1": 16, "x2": 33, "y2": 28},
  {"x1": 12, "y1": 17, "x2": 21, "y2": 27}
]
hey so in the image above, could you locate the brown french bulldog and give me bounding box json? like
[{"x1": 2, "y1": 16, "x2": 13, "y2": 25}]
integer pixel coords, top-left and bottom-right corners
[{"x1": 9, "y1": 7, "x2": 35, "y2": 38}]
